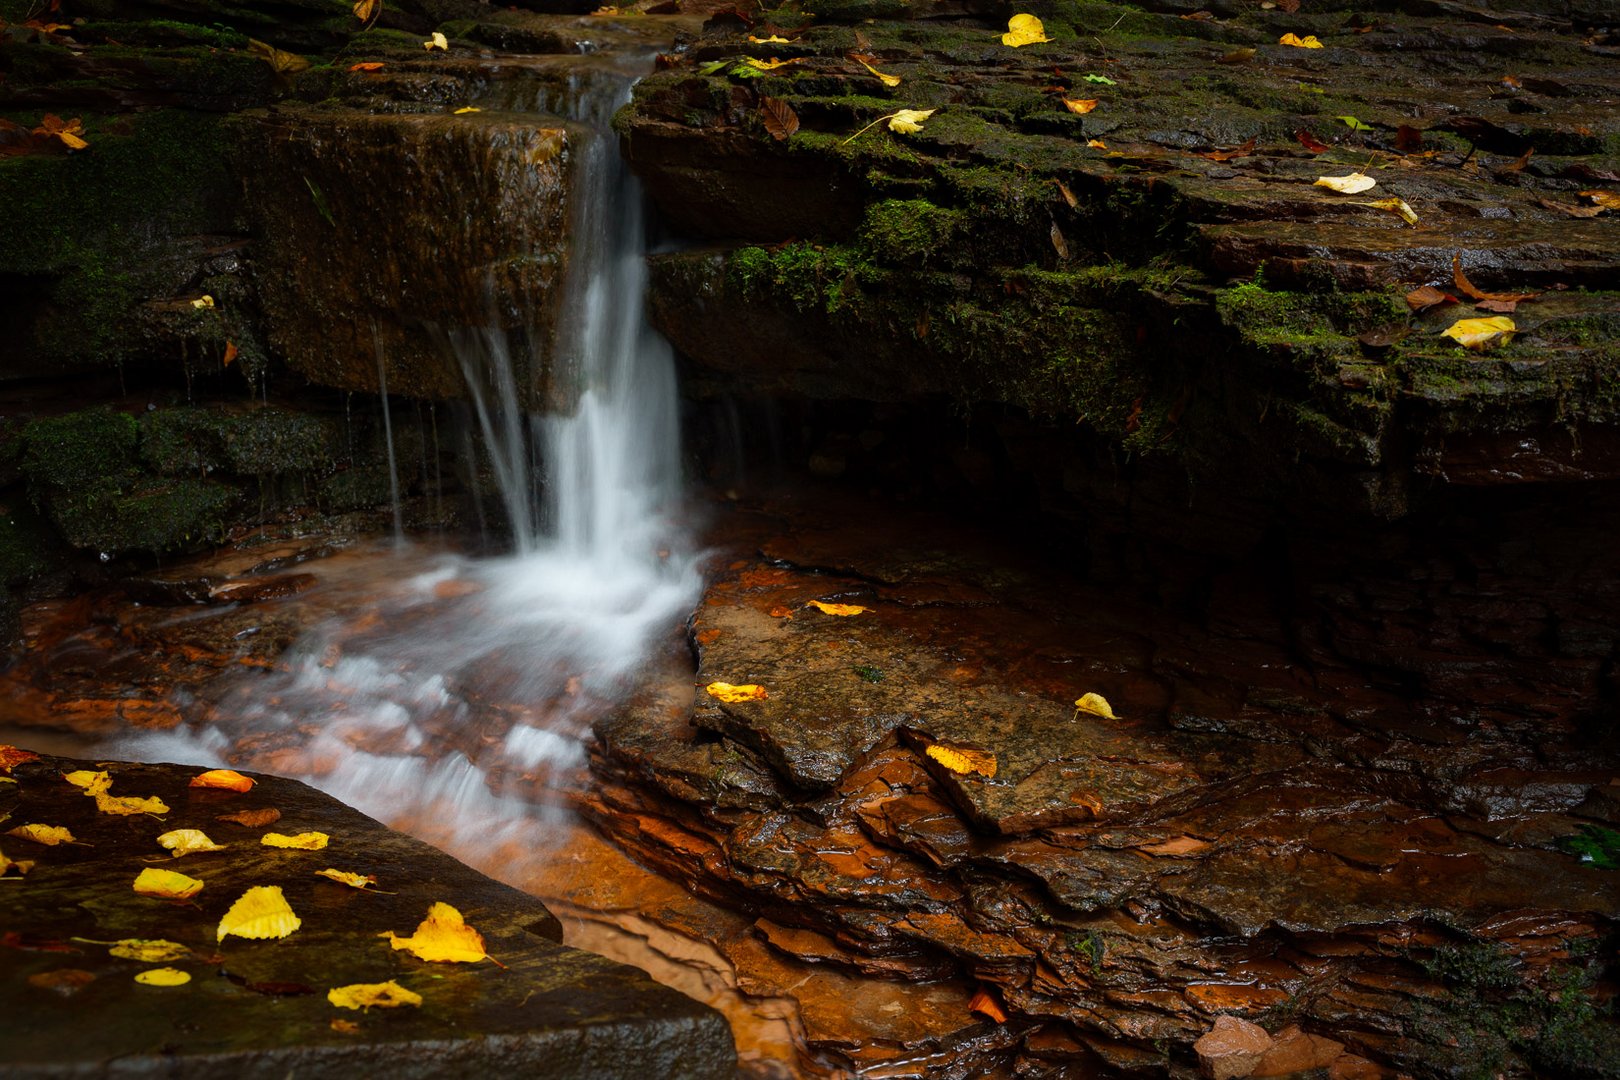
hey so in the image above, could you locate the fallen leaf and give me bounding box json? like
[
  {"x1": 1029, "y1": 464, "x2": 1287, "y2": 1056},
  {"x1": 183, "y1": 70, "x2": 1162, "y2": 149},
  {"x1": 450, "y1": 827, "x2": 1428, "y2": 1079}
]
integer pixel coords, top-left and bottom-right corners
[
  {"x1": 1073, "y1": 692, "x2": 1119, "y2": 720},
  {"x1": 217, "y1": 808, "x2": 281, "y2": 828},
  {"x1": 134, "y1": 967, "x2": 191, "y2": 987},
  {"x1": 1050, "y1": 221, "x2": 1069, "y2": 260},
  {"x1": 218, "y1": 885, "x2": 301, "y2": 941},
  {"x1": 852, "y1": 56, "x2": 900, "y2": 87},
  {"x1": 352, "y1": 0, "x2": 380, "y2": 22},
  {"x1": 1002, "y1": 13, "x2": 1050, "y2": 47},
  {"x1": 705, "y1": 681, "x2": 768, "y2": 703},
  {"x1": 749, "y1": 34, "x2": 790, "y2": 44},
  {"x1": 806, "y1": 600, "x2": 867, "y2": 616},
  {"x1": 424, "y1": 31, "x2": 448, "y2": 50},
  {"x1": 109, "y1": 939, "x2": 191, "y2": 962},
  {"x1": 28, "y1": 969, "x2": 96, "y2": 994},
  {"x1": 191, "y1": 296, "x2": 215, "y2": 310},
  {"x1": 1364, "y1": 195, "x2": 1418, "y2": 225},
  {"x1": 1081, "y1": 74, "x2": 1116, "y2": 85},
  {"x1": 1196, "y1": 136, "x2": 1255, "y2": 162},
  {"x1": 133, "y1": 868, "x2": 205, "y2": 900},
  {"x1": 887, "y1": 108, "x2": 935, "y2": 134},
  {"x1": 1476, "y1": 299, "x2": 1517, "y2": 314},
  {"x1": 385, "y1": 902, "x2": 488, "y2": 963},
  {"x1": 1278, "y1": 33, "x2": 1323, "y2": 48},
  {"x1": 349, "y1": 61, "x2": 386, "y2": 72},
  {"x1": 65, "y1": 769, "x2": 112, "y2": 796},
  {"x1": 1137, "y1": 835, "x2": 1211, "y2": 857},
  {"x1": 1357, "y1": 324, "x2": 1410, "y2": 350},
  {"x1": 329, "y1": 980, "x2": 423, "y2": 1010},
  {"x1": 1405, "y1": 285, "x2": 1456, "y2": 311},
  {"x1": 331, "y1": 1019, "x2": 361, "y2": 1034},
  {"x1": 1501, "y1": 146, "x2": 1533, "y2": 173},
  {"x1": 7, "y1": 825, "x2": 77, "y2": 846},
  {"x1": 1061, "y1": 98, "x2": 1098, "y2": 115},
  {"x1": 1054, "y1": 178, "x2": 1079, "y2": 207},
  {"x1": 1275, "y1": 0, "x2": 1301, "y2": 11},
  {"x1": 222, "y1": 341, "x2": 238, "y2": 367},
  {"x1": 969, "y1": 987, "x2": 1008, "y2": 1022},
  {"x1": 158, "y1": 829, "x2": 227, "y2": 857},
  {"x1": 453, "y1": 106, "x2": 481, "y2": 114},
  {"x1": 742, "y1": 57, "x2": 801, "y2": 71},
  {"x1": 1337, "y1": 115, "x2": 1372, "y2": 132},
  {"x1": 1440, "y1": 315, "x2": 1515, "y2": 351},
  {"x1": 1315, "y1": 172, "x2": 1376, "y2": 194},
  {"x1": 316, "y1": 868, "x2": 380, "y2": 890},
  {"x1": 1218, "y1": 47, "x2": 1256, "y2": 63},
  {"x1": 1452, "y1": 254, "x2": 1540, "y2": 302},
  {"x1": 759, "y1": 96, "x2": 799, "y2": 141},
  {"x1": 262, "y1": 831, "x2": 330, "y2": 850},
  {"x1": 33, "y1": 113, "x2": 88, "y2": 150},
  {"x1": 1086, "y1": 138, "x2": 1107, "y2": 149},
  {"x1": 1293, "y1": 129, "x2": 1329, "y2": 153},
  {"x1": 1581, "y1": 190, "x2": 1620, "y2": 211},
  {"x1": 95, "y1": 793, "x2": 168, "y2": 817},
  {"x1": 0, "y1": 746, "x2": 40, "y2": 772},
  {"x1": 1539, "y1": 198, "x2": 1603, "y2": 218},
  {"x1": 247, "y1": 39, "x2": 311, "y2": 75},
  {"x1": 1395, "y1": 124, "x2": 1424, "y2": 153},
  {"x1": 0, "y1": 849, "x2": 36, "y2": 878},
  {"x1": 767, "y1": 606, "x2": 794, "y2": 618},
  {"x1": 190, "y1": 769, "x2": 255, "y2": 793},
  {"x1": 925, "y1": 743, "x2": 998, "y2": 778}
]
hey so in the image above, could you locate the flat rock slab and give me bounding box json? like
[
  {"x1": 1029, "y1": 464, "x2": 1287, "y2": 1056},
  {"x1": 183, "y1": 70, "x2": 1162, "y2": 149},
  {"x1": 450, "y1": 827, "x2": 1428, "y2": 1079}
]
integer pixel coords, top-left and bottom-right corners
[{"x1": 0, "y1": 752, "x2": 734, "y2": 1080}]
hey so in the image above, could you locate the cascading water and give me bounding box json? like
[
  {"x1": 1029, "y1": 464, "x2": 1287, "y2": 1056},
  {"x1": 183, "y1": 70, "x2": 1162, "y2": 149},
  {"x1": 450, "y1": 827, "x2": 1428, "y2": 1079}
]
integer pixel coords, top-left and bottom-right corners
[{"x1": 109, "y1": 48, "x2": 701, "y2": 861}]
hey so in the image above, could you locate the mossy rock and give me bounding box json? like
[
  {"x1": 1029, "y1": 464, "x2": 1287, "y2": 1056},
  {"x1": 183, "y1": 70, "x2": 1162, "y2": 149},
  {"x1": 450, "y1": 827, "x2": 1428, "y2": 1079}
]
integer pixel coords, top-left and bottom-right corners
[
  {"x1": 21, "y1": 409, "x2": 139, "y2": 492},
  {"x1": 140, "y1": 405, "x2": 350, "y2": 478},
  {"x1": 45, "y1": 476, "x2": 240, "y2": 554}
]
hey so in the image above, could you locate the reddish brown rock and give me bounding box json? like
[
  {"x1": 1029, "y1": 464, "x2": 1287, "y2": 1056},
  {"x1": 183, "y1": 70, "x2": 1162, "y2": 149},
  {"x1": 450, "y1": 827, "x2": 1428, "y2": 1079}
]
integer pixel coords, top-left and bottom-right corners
[
  {"x1": 1254, "y1": 1025, "x2": 1345, "y2": 1077},
  {"x1": 1194, "y1": 1015, "x2": 1274, "y2": 1080}
]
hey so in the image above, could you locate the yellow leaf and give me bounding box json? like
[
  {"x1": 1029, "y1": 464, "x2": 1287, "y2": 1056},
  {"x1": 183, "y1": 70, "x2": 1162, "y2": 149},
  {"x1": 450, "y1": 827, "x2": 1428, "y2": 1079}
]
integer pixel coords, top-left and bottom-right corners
[
  {"x1": 806, "y1": 600, "x2": 868, "y2": 616},
  {"x1": 1440, "y1": 316, "x2": 1515, "y2": 351},
  {"x1": 316, "y1": 868, "x2": 378, "y2": 890},
  {"x1": 329, "y1": 980, "x2": 422, "y2": 1010},
  {"x1": 1002, "y1": 13, "x2": 1050, "y2": 47},
  {"x1": 7, "y1": 824, "x2": 77, "y2": 846},
  {"x1": 749, "y1": 34, "x2": 790, "y2": 44},
  {"x1": 888, "y1": 108, "x2": 935, "y2": 134},
  {"x1": 1073, "y1": 692, "x2": 1118, "y2": 720},
  {"x1": 191, "y1": 295, "x2": 215, "y2": 310},
  {"x1": 1062, "y1": 98, "x2": 1098, "y2": 115},
  {"x1": 0, "y1": 847, "x2": 36, "y2": 878},
  {"x1": 385, "y1": 902, "x2": 488, "y2": 963},
  {"x1": 134, "y1": 967, "x2": 191, "y2": 986},
  {"x1": 424, "y1": 31, "x2": 448, "y2": 50},
  {"x1": 217, "y1": 885, "x2": 301, "y2": 942},
  {"x1": 246, "y1": 39, "x2": 311, "y2": 75},
  {"x1": 925, "y1": 743, "x2": 998, "y2": 778},
  {"x1": 133, "y1": 868, "x2": 205, "y2": 900},
  {"x1": 57, "y1": 130, "x2": 89, "y2": 150},
  {"x1": 109, "y1": 939, "x2": 190, "y2": 962},
  {"x1": 1087, "y1": 138, "x2": 1108, "y2": 149},
  {"x1": 1314, "y1": 172, "x2": 1377, "y2": 194},
  {"x1": 1365, "y1": 196, "x2": 1419, "y2": 225},
  {"x1": 0, "y1": 746, "x2": 41, "y2": 772},
  {"x1": 1579, "y1": 189, "x2": 1620, "y2": 211},
  {"x1": 65, "y1": 769, "x2": 112, "y2": 796},
  {"x1": 855, "y1": 57, "x2": 900, "y2": 87},
  {"x1": 742, "y1": 57, "x2": 801, "y2": 71},
  {"x1": 190, "y1": 769, "x2": 254, "y2": 792},
  {"x1": 95, "y1": 792, "x2": 168, "y2": 816},
  {"x1": 705, "y1": 681, "x2": 769, "y2": 703},
  {"x1": 349, "y1": 61, "x2": 386, "y2": 72},
  {"x1": 453, "y1": 106, "x2": 481, "y2": 114},
  {"x1": 1278, "y1": 33, "x2": 1324, "y2": 48},
  {"x1": 157, "y1": 829, "x2": 227, "y2": 857},
  {"x1": 262, "y1": 831, "x2": 330, "y2": 850},
  {"x1": 352, "y1": 0, "x2": 380, "y2": 22}
]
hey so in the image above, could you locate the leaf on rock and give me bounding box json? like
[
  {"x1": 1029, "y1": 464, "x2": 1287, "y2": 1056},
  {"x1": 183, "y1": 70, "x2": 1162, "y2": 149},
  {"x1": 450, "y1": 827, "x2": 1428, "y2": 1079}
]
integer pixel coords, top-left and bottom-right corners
[
  {"x1": 385, "y1": 902, "x2": 489, "y2": 963},
  {"x1": 315, "y1": 868, "x2": 380, "y2": 890},
  {"x1": 329, "y1": 980, "x2": 422, "y2": 1010},
  {"x1": 133, "y1": 868, "x2": 205, "y2": 900},
  {"x1": 749, "y1": 34, "x2": 790, "y2": 44},
  {"x1": 262, "y1": 831, "x2": 330, "y2": 850},
  {"x1": 1395, "y1": 124, "x2": 1424, "y2": 153},
  {"x1": 759, "y1": 97, "x2": 799, "y2": 141},
  {"x1": 1278, "y1": 33, "x2": 1323, "y2": 48},
  {"x1": 218, "y1": 885, "x2": 301, "y2": 941},
  {"x1": 768, "y1": 605, "x2": 794, "y2": 618},
  {"x1": 706, "y1": 681, "x2": 768, "y2": 703},
  {"x1": 109, "y1": 939, "x2": 191, "y2": 962},
  {"x1": 349, "y1": 61, "x2": 386, "y2": 72},
  {"x1": 134, "y1": 967, "x2": 191, "y2": 986},
  {"x1": 806, "y1": 600, "x2": 867, "y2": 616},
  {"x1": 1337, "y1": 115, "x2": 1372, "y2": 132},
  {"x1": 65, "y1": 770, "x2": 112, "y2": 796},
  {"x1": 925, "y1": 743, "x2": 998, "y2": 779},
  {"x1": 742, "y1": 57, "x2": 801, "y2": 71},
  {"x1": 1452, "y1": 254, "x2": 1540, "y2": 302},
  {"x1": 852, "y1": 56, "x2": 900, "y2": 87},
  {"x1": 1314, "y1": 172, "x2": 1376, "y2": 194},
  {"x1": 1539, "y1": 198, "x2": 1604, "y2": 218},
  {"x1": 1475, "y1": 298, "x2": 1517, "y2": 314},
  {"x1": 7, "y1": 824, "x2": 77, "y2": 846},
  {"x1": 352, "y1": 0, "x2": 381, "y2": 23},
  {"x1": 1081, "y1": 73, "x2": 1116, "y2": 85},
  {"x1": 217, "y1": 808, "x2": 281, "y2": 828},
  {"x1": 1087, "y1": 138, "x2": 1107, "y2": 149},
  {"x1": 190, "y1": 295, "x2": 215, "y2": 310},
  {"x1": 1364, "y1": 196, "x2": 1418, "y2": 225},
  {"x1": 0, "y1": 848, "x2": 37, "y2": 878},
  {"x1": 1440, "y1": 316, "x2": 1515, "y2": 351},
  {"x1": 33, "y1": 113, "x2": 88, "y2": 150},
  {"x1": 95, "y1": 793, "x2": 168, "y2": 817},
  {"x1": 453, "y1": 106, "x2": 481, "y2": 114},
  {"x1": 247, "y1": 39, "x2": 311, "y2": 75},
  {"x1": 0, "y1": 746, "x2": 40, "y2": 772},
  {"x1": 888, "y1": 108, "x2": 934, "y2": 134},
  {"x1": 1137, "y1": 835, "x2": 1211, "y2": 857},
  {"x1": 1073, "y1": 692, "x2": 1119, "y2": 720},
  {"x1": 1061, "y1": 98, "x2": 1098, "y2": 115},
  {"x1": 1293, "y1": 129, "x2": 1329, "y2": 153},
  {"x1": 1580, "y1": 190, "x2": 1620, "y2": 211},
  {"x1": 423, "y1": 31, "x2": 448, "y2": 50},
  {"x1": 222, "y1": 341, "x2": 238, "y2": 367},
  {"x1": 331, "y1": 1018, "x2": 361, "y2": 1034},
  {"x1": 1001, "y1": 14, "x2": 1050, "y2": 47},
  {"x1": 1050, "y1": 221, "x2": 1069, "y2": 261},
  {"x1": 1405, "y1": 285, "x2": 1456, "y2": 311},
  {"x1": 1196, "y1": 136, "x2": 1255, "y2": 162},
  {"x1": 158, "y1": 830, "x2": 227, "y2": 857},
  {"x1": 1217, "y1": 47, "x2": 1256, "y2": 64},
  {"x1": 190, "y1": 769, "x2": 255, "y2": 793}
]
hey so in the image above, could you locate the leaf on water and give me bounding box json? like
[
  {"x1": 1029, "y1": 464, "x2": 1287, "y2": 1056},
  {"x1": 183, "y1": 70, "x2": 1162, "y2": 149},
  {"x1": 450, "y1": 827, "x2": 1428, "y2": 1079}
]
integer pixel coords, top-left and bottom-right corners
[
  {"x1": 158, "y1": 830, "x2": 227, "y2": 857},
  {"x1": 95, "y1": 792, "x2": 168, "y2": 817},
  {"x1": 1073, "y1": 692, "x2": 1119, "y2": 720},
  {"x1": 1293, "y1": 129, "x2": 1329, "y2": 153},
  {"x1": 1278, "y1": 33, "x2": 1323, "y2": 48},
  {"x1": 1452, "y1": 254, "x2": 1540, "y2": 302},
  {"x1": 190, "y1": 769, "x2": 254, "y2": 793},
  {"x1": 7, "y1": 824, "x2": 77, "y2": 846},
  {"x1": 453, "y1": 106, "x2": 481, "y2": 114},
  {"x1": 218, "y1": 885, "x2": 301, "y2": 941},
  {"x1": 316, "y1": 868, "x2": 380, "y2": 890},
  {"x1": 806, "y1": 600, "x2": 867, "y2": 616},
  {"x1": 1405, "y1": 285, "x2": 1456, "y2": 311},
  {"x1": 133, "y1": 868, "x2": 204, "y2": 900},
  {"x1": 1314, "y1": 172, "x2": 1376, "y2": 194},
  {"x1": 1001, "y1": 14, "x2": 1050, "y2": 47},
  {"x1": 217, "y1": 808, "x2": 281, "y2": 828},
  {"x1": 1337, "y1": 115, "x2": 1372, "y2": 131},
  {"x1": 329, "y1": 980, "x2": 422, "y2": 1010},
  {"x1": 349, "y1": 61, "x2": 385, "y2": 72},
  {"x1": 1196, "y1": 136, "x2": 1255, "y2": 162},
  {"x1": 1364, "y1": 195, "x2": 1419, "y2": 225},
  {"x1": 925, "y1": 743, "x2": 998, "y2": 778},
  {"x1": 705, "y1": 681, "x2": 768, "y2": 703},
  {"x1": 65, "y1": 770, "x2": 112, "y2": 796},
  {"x1": 190, "y1": 295, "x2": 215, "y2": 310},
  {"x1": 969, "y1": 988, "x2": 1008, "y2": 1022},
  {"x1": 262, "y1": 831, "x2": 330, "y2": 850},
  {"x1": 852, "y1": 56, "x2": 900, "y2": 87},
  {"x1": 1061, "y1": 98, "x2": 1098, "y2": 115},
  {"x1": 247, "y1": 39, "x2": 312, "y2": 75},
  {"x1": 134, "y1": 967, "x2": 191, "y2": 986},
  {"x1": 759, "y1": 96, "x2": 799, "y2": 141},
  {"x1": 1440, "y1": 316, "x2": 1515, "y2": 351},
  {"x1": 1218, "y1": 47, "x2": 1256, "y2": 64},
  {"x1": 109, "y1": 939, "x2": 191, "y2": 962},
  {"x1": 384, "y1": 902, "x2": 489, "y2": 963},
  {"x1": 423, "y1": 31, "x2": 448, "y2": 50},
  {"x1": 0, "y1": 746, "x2": 40, "y2": 772}
]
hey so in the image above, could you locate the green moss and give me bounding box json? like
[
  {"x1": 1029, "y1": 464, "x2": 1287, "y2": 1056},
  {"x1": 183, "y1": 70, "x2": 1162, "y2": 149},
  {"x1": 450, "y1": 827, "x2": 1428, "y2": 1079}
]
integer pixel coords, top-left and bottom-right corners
[
  {"x1": 0, "y1": 499, "x2": 60, "y2": 585},
  {"x1": 21, "y1": 409, "x2": 139, "y2": 491},
  {"x1": 857, "y1": 199, "x2": 962, "y2": 266},
  {"x1": 47, "y1": 477, "x2": 239, "y2": 554}
]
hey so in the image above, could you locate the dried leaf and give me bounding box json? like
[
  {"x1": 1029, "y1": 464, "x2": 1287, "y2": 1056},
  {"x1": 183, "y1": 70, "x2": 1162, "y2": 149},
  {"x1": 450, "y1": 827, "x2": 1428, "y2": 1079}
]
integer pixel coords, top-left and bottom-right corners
[
  {"x1": 453, "y1": 106, "x2": 481, "y2": 114},
  {"x1": 1475, "y1": 299, "x2": 1517, "y2": 314},
  {"x1": 1086, "y1": 138, "x2": 1107, "y2": 149},
  {"x1": 1405, "y1": 285, "x2": 1456, "y2": 311},
  {"x1": 0, "y1": 848, "x2": 36, "y2": 878},
  {"x1": 1196, "y1": 136, "x2": 1255, "y2": 162},
  {"x1": 331, "y1": 1019, "x2": 361, "y2": 1034},
  {"x1": 1395, "y1": 124, "x2": 1424, "y2": 153},
  {"x1": 217, "y1": 808, "x2": 281, "y2": 829},
  {"x1": 349, "y1": 61, "x2": 386, "y2": 72},
  {"x1": 158, "y1": 829, "x2": 227, "y2": 857},
  {"x1": 262, "y1": 831, "x2": 330, "y2": 850},
  {"x1": 316, "y1": 868, "x2": 379, "y2": 890},
  {"x1": 29, "y1": 969, "x2": 96, "y2": 994},
  {"x1": 1218, "y1": 47, "x2": 1256, "y2": 64},
  {"x1": 1501, "y1": 146, "x2": 1533, "y2": 173},
  {"x1": 1050, "y1": 221, "x2": 1069, "y2": 260},
  {"x1": 109, "y1": 939, "x2": 191, "y2": 962},
  {"x1": 1073, "y1": 692, "x2": 1118, "y2": 720},
  {"x1": 1061, "y1": 98, "x2": 1098, "y2": 115},
  {"x1": 65, "y1": 769, "x2": 112, "y2": 796},
  {"x1": 759, "y1": 97, "x2": 799, "y2": 141},
  {"x1": 33, "y1": 113, "x2": 88, "y2": 150},
  {"x1": 7, "y1": 824, "x2": 77, "y2": 846},
  {"x1": 1002, "y1": 13, "x2": 1050, "y2": 47},
  {"x1": 329, "y1": 980, "x2": 422, "y2": 1010},
  {"x1": 1315, "y1": 172, "x2": 1376, "y2": 194},
  {"x1": 190, "y1": 769, "x2": 255, "y2": 793},
  {"x1": 887, "y1": 108, "x2": 935, "y2": 134},
  {"x1": 134, "y1": 967, "x2": 191, "y2": 986},
  {"x1": 1364, "y1": 195, "x2": 1418, "y2": 225},
  {"x1": 767, "y1": 606, "x2": 794, "y2": 618},
  {"x1": 969, "y1": 988, "x2": 1008, "y2": 1022},
  {"x1": 1293, "y1": 129, "x2": 1329, "y2": 153},
  {"x1": 1452, "y1": 254, "x2": 1540, "y2": 302},
  {"x1": 218, "y1": 885, "x2": 301, "y2": 941},
  {"x1": 749, "y1": 34, "x2": 790, "y2": 44},
  {"x1": 1278, "y1": 33, "x2": 1323, "y2": 48},
  {"x1": 352, "y1": 0, "x2": 380, "y2": 23},
  {"x1": 95, "y1": 792, "x2": 168, "y2": 817},
  {"x1": 423, "y1": 31, "x2": 448, "y2": 50},
  {"x1": 806, "y1": 600, "x2": 867, "y2": 616},
  {"x1": 222, "y1": 341, "x2": 238, "y2": 367},
  {"x1": 133, "y1": 868, "x2": 205, "y2": 900},
  {"x1": 705, "y1": 681, "x2": 768, "y2": 703},
  {"x1": 1440, "y1": 316, "x2": 1515, "y2": 351},
  {"x1": 1137, "y1": 835, "x2": 1211, "y2": 857},
  {"x1": 191, "y1": 295, "x2": 215, "y2": 310},
  {"x1": 1581, "y1": 190, "x2": 1620, "y2": 211},
  {"x1": 1539, "y1": 198, "x2": 1603, "y2": 218},
  {"x1": 0, "y1": 746, "x2": 40, "y2": 772},
  {"x1": 853, "y1": 56, "x2": 900, "y2": 87},
  {"x1": 385, "y1": 902, "x2": 488, "y2": 963},
  {"x1": 247, "y1": 39, "x2": 311, "y2": 75},
  {"x1": 925, "y1": 744, "x2": 998, "y2": 778}
]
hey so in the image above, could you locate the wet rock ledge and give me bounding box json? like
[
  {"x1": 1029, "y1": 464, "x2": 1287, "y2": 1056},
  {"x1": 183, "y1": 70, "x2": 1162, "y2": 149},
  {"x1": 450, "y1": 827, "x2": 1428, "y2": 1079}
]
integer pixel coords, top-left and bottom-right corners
[{"x1": 0, "y1": 751, "x2": 735, "y2": 1080}]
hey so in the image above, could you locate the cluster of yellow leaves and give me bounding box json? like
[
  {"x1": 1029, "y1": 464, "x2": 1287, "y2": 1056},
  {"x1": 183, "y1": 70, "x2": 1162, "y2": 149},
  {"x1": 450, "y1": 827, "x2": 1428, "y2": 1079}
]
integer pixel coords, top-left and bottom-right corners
[
  {"x1": 1278, "y1": 33, "x2": 1323, "y2": 48},
  {"x1": 1073, "y1": 692, "x2": 1118, "y2": 720},
  {"x1": 133, "y1": 867, "x2": 205, "y2": 900},
  {"x1": 329, "y1": 980, "x2": 421, "y2": 1010},
  {"x1": 262, "y1": 831, "x2": 330, "y2": 850},
  {"x1": 1441, "y1": 316, "x2": 1515, "y2": 350},
  {"x1": 190, "y1": 769, "x2": 254, "y2": 793},
  {"x1": 66, "y1": 769, "x2": 169, "y2": 818},
  {"x1": 925, "y1": 743, "x2": 998, "y2": 778},
  {"x1": 384, "y1": 902, "x2": 489, "y2": 963},
  {"x1": 706, "y1": 681, "x2": 768, "y2": 703},
  {"x1": 806, "y1": 600, "x2": 867, "y2": 616},
  {"x1": 218, "y1": 885, "x2": 301, "y2": 941},
  {"x1": 1002, "y1": 14, "x2": 1049, "y2": 47},
  {"x1": 134, "y1": 967, "x2": 191, "y2": 987},
  {"x1": 7, "y1": 824, "x2": 78, "y2": 846},
  {"x1": 158, "y1": 829, "x2": 227, "y2": 857}
]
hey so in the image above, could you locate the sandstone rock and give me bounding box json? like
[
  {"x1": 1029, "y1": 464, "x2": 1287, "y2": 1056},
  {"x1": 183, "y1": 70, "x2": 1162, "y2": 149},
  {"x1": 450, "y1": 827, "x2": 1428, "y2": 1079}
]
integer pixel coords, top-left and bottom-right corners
[
  {"x1": 1253, "y1": 1025, "x2": 1345, "y2": 1077},
  {"x1": 1194, "y1": 1015, "x2": 1273, "y2": 1080}
]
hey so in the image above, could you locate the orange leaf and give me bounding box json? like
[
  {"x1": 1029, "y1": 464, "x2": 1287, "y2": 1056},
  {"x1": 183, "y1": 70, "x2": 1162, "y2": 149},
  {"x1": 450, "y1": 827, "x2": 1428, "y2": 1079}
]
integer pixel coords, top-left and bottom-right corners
[
  {"x1": 222, "y1": 341, "x2": 238, "y2": 367},
  {"x1": 925, "y1": 743, "x2": 998, "y2": 778},
  {"x1": 349, "y1": 61, "x2": 386, "y2": 72},
  {"x1": 705, "y1": 681, "x2": 768, "y2": 703},
  {"x1": 0, "y1": 746, "x2": 40, "y2": 772},
  {"x1": 190, "y1": 769, "x2": 255, "y2": 792},
  {"x1": 1452, "y1": 253, "x2": 1540, "y2": 303},
  {"x1": 1195, "y1": 136, "x2": 1255, "y2": 162},
  {"x1": 384, "y1": 902, "x2": 488, "y2": 963},
  {"x1": 1061, "y1": 98, "x2": 1098, "y2": 115},
  {"x1": 216, "y1": 808, "x2": 281, "y2": 827},
  {"x1": 806, "y1": 600, "x2": 867, "y2": 616},
  {"x1": 1405, "y1": 285, "x2": 1456, "y2": 312}
]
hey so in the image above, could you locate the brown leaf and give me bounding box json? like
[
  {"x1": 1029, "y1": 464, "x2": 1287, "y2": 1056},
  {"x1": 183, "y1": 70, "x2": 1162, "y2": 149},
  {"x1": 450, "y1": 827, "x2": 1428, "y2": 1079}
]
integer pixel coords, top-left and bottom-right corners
[
  {"x1": 28, "y1": 969, "x2": 96, "y2": 995},
  {"x1": 1500, "y1": 146, "x2": 1533, "y2": 173},
  {"x1": 1217, "y1": 47, "x2": 1255, "y2": 64},
  {"x1": 1475, "y1": 298, "x2": 1517, "y2": 313},
  {"x1": 1275, "y1": 0, "x2": 1300, "y2": 11},
  {"x1": 1356, "y1": 324, "x2": 1409, "y2": 350},
  {"x1": 1538, "y1": 197, "x2": 1603, "y2": 218},
  {"x1": 1405, "y1": 285, "x2": 1457, "y2": 311},
  {"x1": 1195, "y1": 136, "x2": 1255, "y2": 162},
  {"x1": 216, "y1": 807, "x2": 281, "y2": 828},
  {"x1": 352, "y1": 0, "x2": 380, "y2": 23},
  {"x1": 758, "y1": 97, "x2": 799, "y2": 142},
  {"x1": 1453, "y1": 253, "x2": 1540, "y2": 303},
  {"x1": 1053, "y1": 177, "x2": 1078, "y2": 209},
  {"x1": 1293, "y1": 129, "x2": 1329, "y2": 153},
  {"x1": 222, "y1": 341, "x2": 238, "y2": 367},
  {"x1": 1049, "y1": 221, "x2": 1070, "y2": 261},
  {"x1": 1560, "y1": 164, "x2": 1620, "y2": 183},
  {"x1": 0, "y1": 746, "x2": 40, "y2": 772},
  {"x1": 1394, "y1": 124, "x2": 1423, "y2": 153}
]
